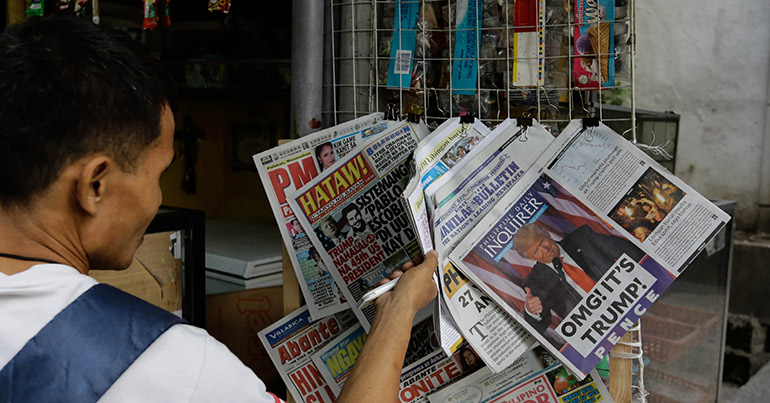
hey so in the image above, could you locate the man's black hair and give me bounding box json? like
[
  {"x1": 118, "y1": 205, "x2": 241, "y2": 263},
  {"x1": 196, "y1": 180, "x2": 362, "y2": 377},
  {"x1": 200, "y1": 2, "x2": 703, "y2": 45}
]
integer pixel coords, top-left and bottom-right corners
[
  {"x1": 341, "y1": 203, "x2": 360, "y2": 217},
  {"x1": 0, "y1": 14, "x2": 178, "y2": 207}
]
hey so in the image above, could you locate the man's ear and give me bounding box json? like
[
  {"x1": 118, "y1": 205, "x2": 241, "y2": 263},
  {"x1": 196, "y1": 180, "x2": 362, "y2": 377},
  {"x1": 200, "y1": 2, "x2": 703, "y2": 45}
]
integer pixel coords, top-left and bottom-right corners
[{"x1": 75, "y1": 155, "x2": 112, "y2": 215}]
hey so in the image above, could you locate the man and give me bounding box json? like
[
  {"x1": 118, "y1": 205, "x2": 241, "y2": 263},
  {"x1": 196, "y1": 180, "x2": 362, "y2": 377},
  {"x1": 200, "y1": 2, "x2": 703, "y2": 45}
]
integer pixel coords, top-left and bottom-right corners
[
  {"x1": 342, "y1": 203, "x2": 368, "y2": 239},
  {"x1": 315, "y1": 215, "x2": 347, "y2": 251},
  {"x1": 512, "y1": 223, "x2": 644, "y2": 335},
  {"x1": 0, "y1": 15, "x2": 437, "y2": 402}
]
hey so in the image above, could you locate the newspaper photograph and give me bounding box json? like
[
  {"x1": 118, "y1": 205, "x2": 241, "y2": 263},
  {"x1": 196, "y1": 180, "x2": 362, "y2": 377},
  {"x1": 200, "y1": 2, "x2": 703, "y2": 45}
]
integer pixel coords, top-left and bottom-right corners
[
  {"x1": 287, "y1": 122, "x2": 427, "y2": 329},
  {"x1": 430, "y1": 119, "x2": 553, "y2": 370},
  {"x1": 449, "y1": 120, "x2": 730, "y2": 378},
  {"x1": 428, "y1": 346, "x2": 613, "y2": 403},
  {"x1": 254, "y1": 113, "x2": 393, "y2": 319},
  {"x1": 257, "y1": 306, "x2": 359, "y2": 403}
]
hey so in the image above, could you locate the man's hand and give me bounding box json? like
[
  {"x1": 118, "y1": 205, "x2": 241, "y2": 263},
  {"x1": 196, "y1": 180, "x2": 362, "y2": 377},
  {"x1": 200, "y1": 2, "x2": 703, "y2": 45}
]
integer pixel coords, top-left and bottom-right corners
[
  {"x1": 376, "y1": 251, "x2": 438, "y2": 314},
  {"x1": 524, "y1": 287, "x2": 543, "y2": 315}
]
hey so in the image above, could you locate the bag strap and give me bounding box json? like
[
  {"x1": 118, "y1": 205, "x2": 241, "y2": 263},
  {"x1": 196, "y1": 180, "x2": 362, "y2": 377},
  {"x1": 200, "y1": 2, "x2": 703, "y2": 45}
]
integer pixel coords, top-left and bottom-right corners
[{"x1": 0, "y1": 283, "x2": 185, "y2": 403}]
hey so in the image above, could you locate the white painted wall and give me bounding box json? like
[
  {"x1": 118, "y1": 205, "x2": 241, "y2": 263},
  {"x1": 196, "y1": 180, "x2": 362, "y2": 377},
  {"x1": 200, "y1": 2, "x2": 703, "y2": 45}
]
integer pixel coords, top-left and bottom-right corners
[{"x1": 635, "y1": 0, "x2": 770, "y2": 230}]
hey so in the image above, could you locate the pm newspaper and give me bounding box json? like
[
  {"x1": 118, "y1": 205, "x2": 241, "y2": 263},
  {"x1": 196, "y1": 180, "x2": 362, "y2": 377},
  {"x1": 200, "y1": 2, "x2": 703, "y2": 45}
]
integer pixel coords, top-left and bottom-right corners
[
  {"x1": 449, "y1": 120, "x2": 731, "y2": 378},
  {"x1": 425, "y1": 118, "x2": 554, "y2": 371},
  {"x1": 287, "y1": 121, "x2": 426, "y2": 330},
  {"x1": 254, "y1": 113, "x2": 407, "y2": 320}
]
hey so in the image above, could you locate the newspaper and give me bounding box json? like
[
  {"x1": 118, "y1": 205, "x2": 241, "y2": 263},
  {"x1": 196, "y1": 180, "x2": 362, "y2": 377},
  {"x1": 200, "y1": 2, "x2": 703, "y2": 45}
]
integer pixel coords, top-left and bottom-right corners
[
  {"x1": 449, "y1": 120, "x2": 731, "y2": 378},
  {"x1": 311, "y1": 315, "x2": 441, "y2": 396},
  {"x1": 254, "y1": 113, "x2": 395, "y2": 319},
  {"x1": 429, "y1": 119, "x2": 554, "y2": 370},
  {"x1": 403, "y1": 117, "x2": 492, "y2": 252},
  {"x1": 257, "y1": 306, "x2": 359, "y2": 403},
  {"x1": 287, "y1": 121, "x2": 427, "y2": 330},
  {"x1": 428, "y1": 346, "x2": 613, "y2": 403}
]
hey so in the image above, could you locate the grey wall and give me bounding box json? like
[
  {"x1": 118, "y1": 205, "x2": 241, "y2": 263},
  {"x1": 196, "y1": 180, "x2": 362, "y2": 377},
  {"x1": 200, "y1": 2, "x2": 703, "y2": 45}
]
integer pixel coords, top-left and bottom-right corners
[{"x1": 635, "y1": 0, "x2": 770, "y2": 231}]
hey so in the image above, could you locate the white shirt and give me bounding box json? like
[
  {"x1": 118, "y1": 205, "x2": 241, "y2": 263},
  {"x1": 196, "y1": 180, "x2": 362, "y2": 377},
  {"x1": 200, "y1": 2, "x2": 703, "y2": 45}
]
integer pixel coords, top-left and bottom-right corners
[{"x1": 0, "y1": 264, "x2": 280, "y2": 402}]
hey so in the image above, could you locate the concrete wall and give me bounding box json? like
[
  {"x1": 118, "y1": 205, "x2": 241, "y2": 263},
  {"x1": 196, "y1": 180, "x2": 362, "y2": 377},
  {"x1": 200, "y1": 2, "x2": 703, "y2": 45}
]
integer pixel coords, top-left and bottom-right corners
[{"x1": 635, "y1": 1, "x2": 770, "y2": 231}]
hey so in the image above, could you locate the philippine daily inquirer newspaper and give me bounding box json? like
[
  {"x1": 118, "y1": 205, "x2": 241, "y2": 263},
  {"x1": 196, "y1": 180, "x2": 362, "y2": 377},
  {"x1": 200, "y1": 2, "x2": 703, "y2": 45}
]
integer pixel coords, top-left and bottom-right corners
[
  {"x1": 426, "y1": 118, "x2": 554, "y2": 370},
  {"x1": 287, "y1": 121, "x2": 428, "y2": 330},
  {"x1": 449, "y1": 120, "x2": 730, "y2": 378}
]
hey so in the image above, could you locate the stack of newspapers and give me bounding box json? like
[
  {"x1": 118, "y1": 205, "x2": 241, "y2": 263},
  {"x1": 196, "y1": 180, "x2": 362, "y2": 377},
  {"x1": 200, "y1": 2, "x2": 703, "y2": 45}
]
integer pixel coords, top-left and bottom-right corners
[{"x1": 253, "y1": 113, "x2": 730, "y2": 403}]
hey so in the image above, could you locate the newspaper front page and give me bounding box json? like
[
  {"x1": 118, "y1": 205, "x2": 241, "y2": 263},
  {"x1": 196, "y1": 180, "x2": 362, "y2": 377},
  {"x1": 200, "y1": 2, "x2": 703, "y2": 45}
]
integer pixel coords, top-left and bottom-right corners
[
  {"x1": 287, "y1": 122, "x2": 426, "y2": 329},
  {"x1": 428, "y1": 346, "x2": 613, "y2": 403},
  {"x1": 429, "y1": 119, "x2": 553, "y2": 370},
  {"x1": 310, "y1": 315, "x2": 441, "y2": 396},
  {"x1": 403, "y1": 117, "x2": 492, "y2": 252},
  {"x1": 449, "y1": 120, "x2": 731, "y2": 378},
  {"x1": 257, "y1": 306, "x2": 359, "y2": 403},
  {"x1": 254, "y1": 113, "x2": 392, "y2": 319}
]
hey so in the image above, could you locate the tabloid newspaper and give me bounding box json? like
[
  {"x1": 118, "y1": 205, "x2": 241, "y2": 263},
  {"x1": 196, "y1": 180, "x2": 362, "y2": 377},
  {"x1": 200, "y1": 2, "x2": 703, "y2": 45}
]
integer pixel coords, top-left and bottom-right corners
[
  {"x1": 428, "y1": 119, "x2": 553, "y2": 370},
  {"x1": 287, "y1": 121, "x2": 426, "y2": 329},
  {"x1": 310, "y1": 315, "x2": 441, "y2": 396},
  {"x1": 257, "y1": 306, "x2": 359, "y2": 403},
  {"x1": 428, "y1": 346, "x2": 613, "y2": 403},
  {"x1": 449, "y1": 120, "x2": 731, "y2": 378},
  {"x1": 254, "y1": 113, "x2": 390, "y2": 319}
]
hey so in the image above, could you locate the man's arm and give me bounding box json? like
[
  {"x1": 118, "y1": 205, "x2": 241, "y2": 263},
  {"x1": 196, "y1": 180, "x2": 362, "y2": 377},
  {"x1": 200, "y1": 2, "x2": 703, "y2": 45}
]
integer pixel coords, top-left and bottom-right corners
[{"x1": 336, "y1": 251, "x2": 438, "y2": 403}]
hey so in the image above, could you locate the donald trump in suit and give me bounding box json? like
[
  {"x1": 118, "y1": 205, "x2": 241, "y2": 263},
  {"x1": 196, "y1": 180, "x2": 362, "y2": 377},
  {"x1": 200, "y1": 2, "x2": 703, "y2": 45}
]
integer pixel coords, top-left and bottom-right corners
[{"x1": 512, "y1": 223, "x2": 645, "y2": 335}]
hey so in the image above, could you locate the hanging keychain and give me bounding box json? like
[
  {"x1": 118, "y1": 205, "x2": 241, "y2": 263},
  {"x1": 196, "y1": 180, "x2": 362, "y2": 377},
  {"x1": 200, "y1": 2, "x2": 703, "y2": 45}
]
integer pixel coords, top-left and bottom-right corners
[
  {"x1": 143, "y1": 0, "x2": 158, "y2": 30},
  {"x1": 208, "y1": 0, "x2": 231, "y2": 14},
  {"x1": 26, "y1": 0, "x2": 44, "y2": 17}
]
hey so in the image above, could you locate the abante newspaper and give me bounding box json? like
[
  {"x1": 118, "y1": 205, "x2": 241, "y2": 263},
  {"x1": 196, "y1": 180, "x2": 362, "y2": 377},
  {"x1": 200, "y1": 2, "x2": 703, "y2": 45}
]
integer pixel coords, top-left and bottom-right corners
[{"x1": 449, "y1": 120, "x2": 730, "y2": 378}]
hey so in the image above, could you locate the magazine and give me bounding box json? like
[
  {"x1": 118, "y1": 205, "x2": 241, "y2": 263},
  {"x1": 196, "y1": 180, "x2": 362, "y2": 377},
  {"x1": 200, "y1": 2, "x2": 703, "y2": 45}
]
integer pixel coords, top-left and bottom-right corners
[
  {"x1": 428, "y1": 346, "x2": 613, "y2": 403},
  {"x1": 449, "y1": 120, "x2": 731, "y2": 378},
  {"x1": 287, "y1": 121, "x2": 428, "y2": 330},
  {"x1": 257, "y1": 306, "x2": 359, "y2": 403}
]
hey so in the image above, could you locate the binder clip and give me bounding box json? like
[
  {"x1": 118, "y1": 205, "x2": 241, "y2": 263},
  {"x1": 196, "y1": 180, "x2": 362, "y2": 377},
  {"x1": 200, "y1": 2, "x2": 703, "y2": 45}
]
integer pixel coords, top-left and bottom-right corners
[
  {"x1": 459, "y1": 112, "x2": 475, "y2": 133},
  {"x1": 386, "y1": 103, "x2": 399, "y2": 121},
  {"x1": 581, "y1": 117, "x2": 600, "y2": 142},
  {"x1": 516, "y1": 117, "x2": 533, "y2": 142}
]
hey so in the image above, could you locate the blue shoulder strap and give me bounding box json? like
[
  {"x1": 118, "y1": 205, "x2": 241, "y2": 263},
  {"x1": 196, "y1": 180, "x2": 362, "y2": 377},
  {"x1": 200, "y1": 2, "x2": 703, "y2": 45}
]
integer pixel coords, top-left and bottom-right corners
[{"x1": 0, "y1": 283, "x2": 186, "y2": 403}]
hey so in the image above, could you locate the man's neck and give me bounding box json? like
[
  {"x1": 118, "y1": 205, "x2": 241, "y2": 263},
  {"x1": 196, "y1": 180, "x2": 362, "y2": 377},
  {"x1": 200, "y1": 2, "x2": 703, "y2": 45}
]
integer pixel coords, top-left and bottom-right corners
[{"x1": 0, "y1": 204, "x2": 88, "y2": 275}]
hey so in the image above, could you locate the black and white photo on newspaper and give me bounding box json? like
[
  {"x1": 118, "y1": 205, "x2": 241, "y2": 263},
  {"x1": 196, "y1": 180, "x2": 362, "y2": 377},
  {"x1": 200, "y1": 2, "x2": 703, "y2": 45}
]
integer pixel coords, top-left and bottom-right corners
[
  {"x1": 449, "y1": 120, "x2": 730, "y2": 378},
  {"x1": 287, "y1": 121, "x2": 431, "y2": 330},
  {"x1": 254, "y1": 113, "x2": 395, "y2": 320}
]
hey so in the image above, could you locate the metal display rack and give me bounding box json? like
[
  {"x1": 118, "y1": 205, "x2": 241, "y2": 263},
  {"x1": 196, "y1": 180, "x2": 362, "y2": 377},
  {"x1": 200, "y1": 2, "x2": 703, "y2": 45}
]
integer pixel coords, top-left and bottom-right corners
[
  {"x1": 324, "y1": 0, "x2": 638, "y2": 143},
  {"x1": 321, "y1": 1, "x2": 650, "y2": 402}
]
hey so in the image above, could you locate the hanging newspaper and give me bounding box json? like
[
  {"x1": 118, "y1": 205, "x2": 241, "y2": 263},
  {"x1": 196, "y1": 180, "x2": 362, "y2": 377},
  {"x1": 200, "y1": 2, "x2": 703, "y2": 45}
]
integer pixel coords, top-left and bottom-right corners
[
  {"x1": 449, "y1": 120, "x2": 731, "y2": 378},
  {"x1": 428, "y1": 346, "x2": 613, "y2": 403},
  {"x1": 257, "y1": 306, "x2": 359, "y2": 403},
  {"x1": 402, "y1": 116, "x2": 491, "y2": 253},
  {"x1": 427, "y1": 119, "x2": 553, "y2": 370},
  {"x1": 310, "y1": 314, "x2": 441, "y2": 396},
  {"x1": 255, "y1": 114, "x2": 418, "y2": 320},
  {"x1": 287, "y1": 121, "x2": 427, "y2": 329},
  {"x1": 312, "y1": 334, "x2": 488, "y2": 403}
]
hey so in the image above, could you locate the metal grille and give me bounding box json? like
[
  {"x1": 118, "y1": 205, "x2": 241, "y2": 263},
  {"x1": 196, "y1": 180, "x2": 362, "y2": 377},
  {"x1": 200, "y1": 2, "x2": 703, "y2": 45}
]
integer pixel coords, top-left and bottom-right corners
[{"x1": 325, "y1": 0, "x2": 637, "y2": 140}]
